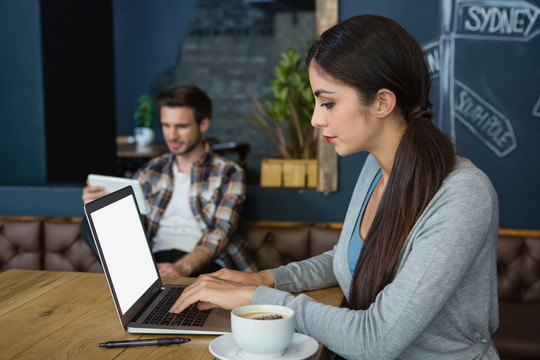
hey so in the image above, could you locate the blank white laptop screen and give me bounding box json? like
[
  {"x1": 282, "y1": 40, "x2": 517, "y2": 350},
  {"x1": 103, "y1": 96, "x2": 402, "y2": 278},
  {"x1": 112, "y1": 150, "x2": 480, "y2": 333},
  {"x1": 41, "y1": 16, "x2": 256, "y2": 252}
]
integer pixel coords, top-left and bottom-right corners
[{"x1": 90, "y1": 194, "x2": 158, "y2": 314}]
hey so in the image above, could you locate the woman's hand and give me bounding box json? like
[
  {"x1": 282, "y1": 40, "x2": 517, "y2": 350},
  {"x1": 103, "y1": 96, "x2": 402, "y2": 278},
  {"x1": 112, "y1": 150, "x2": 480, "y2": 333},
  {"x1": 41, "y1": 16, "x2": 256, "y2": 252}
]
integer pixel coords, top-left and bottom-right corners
[
  {"x1": 208, "y1": 268, "x2": 275, "y2": 287},
  {"x1": 169, "y1": 269, "x2": 275, "y2": 314}
]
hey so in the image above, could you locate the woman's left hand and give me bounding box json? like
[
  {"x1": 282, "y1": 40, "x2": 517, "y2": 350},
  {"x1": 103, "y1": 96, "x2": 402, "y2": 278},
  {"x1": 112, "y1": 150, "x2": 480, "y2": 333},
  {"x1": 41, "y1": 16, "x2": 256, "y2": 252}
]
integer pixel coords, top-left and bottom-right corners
[{"x1": 169, "y1": 273, "x2": 256, "y2": 314}]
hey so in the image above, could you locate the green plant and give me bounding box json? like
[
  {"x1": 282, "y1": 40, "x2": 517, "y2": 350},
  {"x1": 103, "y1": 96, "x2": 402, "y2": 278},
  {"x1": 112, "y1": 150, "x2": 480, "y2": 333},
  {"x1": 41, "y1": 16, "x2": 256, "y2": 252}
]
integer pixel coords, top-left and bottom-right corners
[
  {"x1": 243, "y1": 48, "x2": 316, "y2": 159},
  {"x1": 134, "y1": 94, "x2": 155, "y2": 128}
]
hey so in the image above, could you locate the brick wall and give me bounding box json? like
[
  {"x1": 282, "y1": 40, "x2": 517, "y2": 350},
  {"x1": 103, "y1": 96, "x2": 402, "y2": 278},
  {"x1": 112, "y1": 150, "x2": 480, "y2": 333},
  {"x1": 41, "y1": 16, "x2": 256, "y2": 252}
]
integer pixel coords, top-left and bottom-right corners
[{"x1": 153, "y1": 0, "x2": 314, "y2": 183}]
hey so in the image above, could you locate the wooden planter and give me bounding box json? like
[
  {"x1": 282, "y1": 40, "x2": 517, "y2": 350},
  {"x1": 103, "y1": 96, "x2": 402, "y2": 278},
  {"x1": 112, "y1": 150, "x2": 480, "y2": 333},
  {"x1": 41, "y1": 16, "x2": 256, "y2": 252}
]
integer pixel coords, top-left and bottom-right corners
[{"x1": 260, "y1": 158, "x2": 318, "y2": 188}]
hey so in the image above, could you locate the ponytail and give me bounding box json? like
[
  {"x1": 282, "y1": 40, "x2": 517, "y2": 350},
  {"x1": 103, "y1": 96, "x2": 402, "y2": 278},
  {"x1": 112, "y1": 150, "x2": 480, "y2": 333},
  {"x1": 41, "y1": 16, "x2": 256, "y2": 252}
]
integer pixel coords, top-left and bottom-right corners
[{"x1": 348, "y1": 107, "x2": 455, "y2": 310}]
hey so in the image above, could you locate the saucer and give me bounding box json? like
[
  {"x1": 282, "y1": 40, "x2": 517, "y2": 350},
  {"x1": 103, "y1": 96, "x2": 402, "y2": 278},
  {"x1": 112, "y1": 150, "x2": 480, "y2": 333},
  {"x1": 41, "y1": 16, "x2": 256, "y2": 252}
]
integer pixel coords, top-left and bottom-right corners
[{"x1": 209, "y1": 332, "x2": 319, "y2": 360}]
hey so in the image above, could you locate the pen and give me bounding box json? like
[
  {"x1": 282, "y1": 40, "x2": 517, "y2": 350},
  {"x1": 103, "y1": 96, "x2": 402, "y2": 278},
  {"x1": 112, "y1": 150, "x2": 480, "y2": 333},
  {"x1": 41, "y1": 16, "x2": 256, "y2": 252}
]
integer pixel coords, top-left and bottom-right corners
[{"x1": 99, "y1": 336, "x2": 190, "y2": 348}]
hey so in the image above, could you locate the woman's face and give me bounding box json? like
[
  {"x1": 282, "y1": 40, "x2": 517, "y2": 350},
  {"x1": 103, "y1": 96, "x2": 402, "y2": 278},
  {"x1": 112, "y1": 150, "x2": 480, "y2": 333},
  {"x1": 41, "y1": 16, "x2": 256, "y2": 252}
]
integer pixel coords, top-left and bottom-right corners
[{"x1": 309, "y1": 63, "x2": 382, "y2": 157}]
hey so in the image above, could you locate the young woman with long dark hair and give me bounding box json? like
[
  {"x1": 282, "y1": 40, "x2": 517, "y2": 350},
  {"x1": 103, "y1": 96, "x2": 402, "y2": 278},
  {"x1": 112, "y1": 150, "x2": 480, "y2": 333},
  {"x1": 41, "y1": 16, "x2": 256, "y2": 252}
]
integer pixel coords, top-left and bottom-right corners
[{"x1": 170, "y1": 15, "x2": 499, "y2": 359}]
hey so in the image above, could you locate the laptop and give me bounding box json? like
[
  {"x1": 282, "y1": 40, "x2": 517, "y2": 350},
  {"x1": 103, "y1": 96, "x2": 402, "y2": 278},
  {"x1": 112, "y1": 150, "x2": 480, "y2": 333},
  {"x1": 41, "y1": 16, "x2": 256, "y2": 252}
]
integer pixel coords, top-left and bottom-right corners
[{"x1": 84, "y1": 185, "x2": 231, "y2": 334}]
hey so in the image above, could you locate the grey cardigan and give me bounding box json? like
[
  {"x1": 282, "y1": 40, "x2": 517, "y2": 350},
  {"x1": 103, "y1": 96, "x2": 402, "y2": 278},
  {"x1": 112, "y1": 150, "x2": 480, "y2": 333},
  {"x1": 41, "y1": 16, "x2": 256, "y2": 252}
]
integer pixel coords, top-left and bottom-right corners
[{"x1": 252, "y1": 155, "x2": 500, "y2": 360}]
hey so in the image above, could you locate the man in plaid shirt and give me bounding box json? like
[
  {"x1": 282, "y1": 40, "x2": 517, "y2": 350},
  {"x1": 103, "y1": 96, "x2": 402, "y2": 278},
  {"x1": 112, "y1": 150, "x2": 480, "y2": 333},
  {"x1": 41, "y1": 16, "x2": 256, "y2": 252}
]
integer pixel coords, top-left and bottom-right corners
[{"x1": 82, "y1": 85, "x2": 256, "y2": 276}]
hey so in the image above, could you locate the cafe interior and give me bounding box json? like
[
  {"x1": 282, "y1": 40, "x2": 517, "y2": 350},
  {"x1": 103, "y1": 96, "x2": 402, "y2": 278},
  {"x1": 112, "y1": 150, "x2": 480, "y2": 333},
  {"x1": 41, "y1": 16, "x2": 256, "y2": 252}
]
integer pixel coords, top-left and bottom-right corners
[{"x1": 1, "y1": 0, "x2": 539, "y2": 359}]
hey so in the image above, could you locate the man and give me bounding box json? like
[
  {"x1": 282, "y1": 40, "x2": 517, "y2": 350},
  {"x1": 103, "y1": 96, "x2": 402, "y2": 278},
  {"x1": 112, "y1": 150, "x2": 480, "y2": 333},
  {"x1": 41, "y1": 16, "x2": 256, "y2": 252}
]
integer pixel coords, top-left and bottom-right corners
[{"x1": 82, "y1": 84, "x2": 257, "y2": 276}]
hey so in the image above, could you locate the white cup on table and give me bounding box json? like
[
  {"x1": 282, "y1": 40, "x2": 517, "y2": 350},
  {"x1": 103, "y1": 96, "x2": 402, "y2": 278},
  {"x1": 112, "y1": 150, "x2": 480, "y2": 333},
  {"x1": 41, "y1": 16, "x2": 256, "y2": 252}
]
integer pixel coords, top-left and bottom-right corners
[{"x1": 231, "y1": 304, "x2": 296, "y2": 359}]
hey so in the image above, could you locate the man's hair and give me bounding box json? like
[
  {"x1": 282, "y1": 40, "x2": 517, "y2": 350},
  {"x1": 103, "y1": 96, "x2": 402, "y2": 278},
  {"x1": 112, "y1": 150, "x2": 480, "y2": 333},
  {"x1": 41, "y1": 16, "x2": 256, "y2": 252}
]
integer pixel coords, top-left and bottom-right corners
[{"x1": 156, "y1": 84, "x2": 212, "y2": 124}]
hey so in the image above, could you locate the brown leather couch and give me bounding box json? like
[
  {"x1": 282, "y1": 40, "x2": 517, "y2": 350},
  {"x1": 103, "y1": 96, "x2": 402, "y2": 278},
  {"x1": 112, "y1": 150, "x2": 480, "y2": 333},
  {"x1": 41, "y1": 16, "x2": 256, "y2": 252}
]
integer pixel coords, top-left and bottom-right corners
[
  {"x1": 0, "y1": 216, "x2": 341, "y2": 274},
  {"x1": 493, "y1": 230, "x2": 540, "y2": 359},
  {"x1": 0, "y1": 216, "x2": 538, "y2": 359},
  {"x1": 239, "y1": 221, "x2": 341, "y2": 271},
  {"x1": 0, "y1": 216, "x2": 102, "y2": 272}
]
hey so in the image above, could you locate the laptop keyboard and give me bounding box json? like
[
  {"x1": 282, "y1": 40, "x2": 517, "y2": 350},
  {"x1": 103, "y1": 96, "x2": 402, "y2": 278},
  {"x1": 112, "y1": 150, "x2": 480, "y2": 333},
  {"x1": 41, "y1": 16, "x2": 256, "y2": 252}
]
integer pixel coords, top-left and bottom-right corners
[{"x1": 142, "y1": 287, "x2": 210, "y2": 327}]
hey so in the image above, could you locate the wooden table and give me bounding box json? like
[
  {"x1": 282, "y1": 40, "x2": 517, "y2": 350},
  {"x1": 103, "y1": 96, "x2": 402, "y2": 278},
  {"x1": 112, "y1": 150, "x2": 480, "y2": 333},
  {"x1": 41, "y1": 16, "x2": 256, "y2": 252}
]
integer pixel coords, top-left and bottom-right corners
[
  {"x1": 116, "y1": 142, "x2": 168, "y2": 159},
  {"x1": 0, "y1": 269, "x2": 344, "y2": 359},
  {"x1": 116, "y1": 142, "x2": 168, "y2": 176}
]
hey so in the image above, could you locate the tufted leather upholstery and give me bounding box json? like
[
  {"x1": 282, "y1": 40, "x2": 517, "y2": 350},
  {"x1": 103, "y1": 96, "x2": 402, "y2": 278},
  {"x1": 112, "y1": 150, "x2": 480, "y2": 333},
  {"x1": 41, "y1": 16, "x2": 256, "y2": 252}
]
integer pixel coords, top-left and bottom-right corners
[
  {"x1": 493, "y1": 233, "x2": 540, "y2": 359},
  {"x1": 0, "y1": 216, "x2": 102, "y2": 273},
  {"x1": 43, "y1": 217, "x2": 102, "y2": 273},
  {"x1": 0, "y1": 217, "x2": 42, "y2": 271},
  {"x1": 239, "y1": 222, "x2": 341, "y2": 271},
  {"x1": 497, "y1": 235, "x2": 540, "y2": 302}
]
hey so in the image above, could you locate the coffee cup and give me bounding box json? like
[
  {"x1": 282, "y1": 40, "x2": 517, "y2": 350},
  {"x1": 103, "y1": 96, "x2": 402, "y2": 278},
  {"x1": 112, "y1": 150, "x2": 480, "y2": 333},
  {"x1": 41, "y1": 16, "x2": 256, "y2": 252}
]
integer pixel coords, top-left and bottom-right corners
[{"x1": 231, "y1": 304, "x2": 296, "y2": 359}]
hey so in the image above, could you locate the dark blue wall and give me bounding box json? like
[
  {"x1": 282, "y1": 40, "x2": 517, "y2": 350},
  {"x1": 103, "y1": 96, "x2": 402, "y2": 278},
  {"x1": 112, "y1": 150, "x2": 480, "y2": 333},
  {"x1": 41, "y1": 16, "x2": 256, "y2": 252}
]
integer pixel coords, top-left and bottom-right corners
[
  {"x1": 340, "y1": 0, "x2": 540, "y2": 230},
  {"x1": 0, "y1": 0, "x2": 47, "y2": 185},
  {"x1": 114, "y1": 0, "x2": 195, "y2": 136}
]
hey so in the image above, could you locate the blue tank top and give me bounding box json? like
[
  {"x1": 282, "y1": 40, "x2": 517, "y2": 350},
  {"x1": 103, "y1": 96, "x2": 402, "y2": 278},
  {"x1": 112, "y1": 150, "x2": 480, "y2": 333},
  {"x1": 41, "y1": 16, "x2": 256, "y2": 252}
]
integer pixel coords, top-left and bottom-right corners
[{"x1": 348, "y1": 169, "x2": 382, "y2": 274}]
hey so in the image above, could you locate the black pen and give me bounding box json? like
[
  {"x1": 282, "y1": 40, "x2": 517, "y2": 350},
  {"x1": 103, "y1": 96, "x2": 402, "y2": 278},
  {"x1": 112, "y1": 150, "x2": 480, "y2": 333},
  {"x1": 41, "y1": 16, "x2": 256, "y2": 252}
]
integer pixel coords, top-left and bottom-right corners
[{"x1": 99, "y1": 337, "x2": 190, "y2": 348}]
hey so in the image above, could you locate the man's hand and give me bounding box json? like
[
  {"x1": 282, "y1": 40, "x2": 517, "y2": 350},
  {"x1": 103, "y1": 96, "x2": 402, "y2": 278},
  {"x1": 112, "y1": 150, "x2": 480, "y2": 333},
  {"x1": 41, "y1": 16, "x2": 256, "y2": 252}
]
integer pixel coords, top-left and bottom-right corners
[
  {"x1": 82, "y1": 180, "x2": 109, "y2": 204},
  {"x1": 157, "y1": 246, "x2": 216, "y2": 277},
  {"x1": 172, "y1": 245, "x2": 214, "y2": 277},
  {"x1": 157, "y1": 261, "x2": 197, "y2": 277},
  {"x1": 157, "y1": 263, "x2": 181, "y2": 277}
]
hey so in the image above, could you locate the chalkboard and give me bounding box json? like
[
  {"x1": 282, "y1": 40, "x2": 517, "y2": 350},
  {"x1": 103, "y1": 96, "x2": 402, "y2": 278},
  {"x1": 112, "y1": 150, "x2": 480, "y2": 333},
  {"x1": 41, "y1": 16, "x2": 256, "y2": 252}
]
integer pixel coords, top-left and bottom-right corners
[{"x1": 340, "y1": 0, "x2": 540, "y2": 229}]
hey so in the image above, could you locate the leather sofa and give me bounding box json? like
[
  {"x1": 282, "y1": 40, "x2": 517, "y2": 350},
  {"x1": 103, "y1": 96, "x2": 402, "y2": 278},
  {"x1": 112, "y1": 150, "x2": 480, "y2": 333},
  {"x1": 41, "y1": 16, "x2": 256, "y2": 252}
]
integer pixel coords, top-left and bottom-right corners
[
  {"x1": 1, "y1": 215, "x2": 538, "y2": 359},
  {"x1": 0, "y1": 216, "x2": 102, "y2": 273},
  {"x1": 492, "y1": 230, "x2": 540, "y2": 359}
]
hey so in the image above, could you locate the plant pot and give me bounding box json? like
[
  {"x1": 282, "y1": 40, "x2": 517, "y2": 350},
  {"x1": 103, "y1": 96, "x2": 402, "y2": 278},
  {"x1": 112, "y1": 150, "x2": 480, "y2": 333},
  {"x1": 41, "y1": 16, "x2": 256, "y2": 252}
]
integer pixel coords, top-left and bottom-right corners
[
  {"x1": 260, "y1": 158, "x2": 318, "y2": 188},
  {"x1": 134, "y1": 127, "x2": 154, "y2": 148}
]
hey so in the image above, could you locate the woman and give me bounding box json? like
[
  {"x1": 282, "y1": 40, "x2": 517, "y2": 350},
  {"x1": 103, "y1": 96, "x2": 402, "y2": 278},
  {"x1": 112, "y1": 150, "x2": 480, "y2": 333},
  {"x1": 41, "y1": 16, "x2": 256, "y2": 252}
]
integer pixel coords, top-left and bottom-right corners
[{"x1": 170, "y1": 15, "x2": 499, "y2": 359}]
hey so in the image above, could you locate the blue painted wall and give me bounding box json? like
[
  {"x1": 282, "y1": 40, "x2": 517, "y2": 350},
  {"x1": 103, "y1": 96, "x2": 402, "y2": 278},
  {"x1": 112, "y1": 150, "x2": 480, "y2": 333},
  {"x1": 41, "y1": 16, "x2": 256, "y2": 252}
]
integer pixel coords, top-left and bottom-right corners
[
  {"x1": 0, "y1": 0, "x2": 46, "y2": 185},
  {"x1": 339, "y1": 0, "x2": 540, "y2": 230},
  {"x1": 113, "y1": 0, "x2": 195, "y2": 136}
]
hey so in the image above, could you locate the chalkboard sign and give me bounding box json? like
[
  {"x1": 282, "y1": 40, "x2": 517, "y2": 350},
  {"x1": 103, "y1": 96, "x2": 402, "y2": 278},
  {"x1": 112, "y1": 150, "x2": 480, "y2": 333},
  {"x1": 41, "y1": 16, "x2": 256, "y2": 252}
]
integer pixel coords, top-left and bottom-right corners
[{"x1": 341, "y1": 0, "x2": 540, "y2": 229}]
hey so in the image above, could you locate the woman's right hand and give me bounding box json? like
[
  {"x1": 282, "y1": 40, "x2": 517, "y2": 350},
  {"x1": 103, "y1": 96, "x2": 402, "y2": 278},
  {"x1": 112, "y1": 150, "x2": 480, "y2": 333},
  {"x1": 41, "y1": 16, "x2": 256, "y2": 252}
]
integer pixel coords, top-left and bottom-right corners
[{"x1": 168, "y1": 269, "x2": 275, "y2": 314}]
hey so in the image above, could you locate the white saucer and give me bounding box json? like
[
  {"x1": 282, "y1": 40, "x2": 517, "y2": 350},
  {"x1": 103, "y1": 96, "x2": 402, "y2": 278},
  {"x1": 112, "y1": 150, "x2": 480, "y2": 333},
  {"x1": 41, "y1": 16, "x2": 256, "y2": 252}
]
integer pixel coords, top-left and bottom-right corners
[{"x1": 209, "y1": 332, "x2": 319, "y2": 360}]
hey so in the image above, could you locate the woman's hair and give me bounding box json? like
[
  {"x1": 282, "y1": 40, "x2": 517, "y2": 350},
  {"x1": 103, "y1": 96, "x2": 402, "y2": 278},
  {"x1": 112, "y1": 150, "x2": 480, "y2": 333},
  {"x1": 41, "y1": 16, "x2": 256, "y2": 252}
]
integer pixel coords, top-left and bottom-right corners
[
  {"x1": 307, "y1": 15, "x2": 456, "y2": 310},
  {"x1": 156, "y1": 84, "x2": 212, "y2": 124}
]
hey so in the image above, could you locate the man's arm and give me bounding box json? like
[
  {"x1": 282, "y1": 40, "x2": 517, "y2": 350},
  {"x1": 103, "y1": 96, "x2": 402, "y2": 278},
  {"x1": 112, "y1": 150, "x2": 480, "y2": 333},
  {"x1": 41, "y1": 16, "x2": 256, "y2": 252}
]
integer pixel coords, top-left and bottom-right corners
[
  {"x1": 189, "y1": 162, "x2": 247, "y2": 270},
  {"x1": 172, "y1": 245, "x2": 213, "y2": 276},
  {"x1": 200, "y1": 167, "x2": 245, "y2": 243}
]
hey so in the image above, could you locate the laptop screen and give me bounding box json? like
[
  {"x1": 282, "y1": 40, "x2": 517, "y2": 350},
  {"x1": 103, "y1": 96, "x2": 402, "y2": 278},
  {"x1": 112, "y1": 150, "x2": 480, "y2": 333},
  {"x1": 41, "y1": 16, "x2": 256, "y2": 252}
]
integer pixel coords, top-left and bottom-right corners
[{"x1": 89, "y1": 192, "x2": 158, "y2": 314}]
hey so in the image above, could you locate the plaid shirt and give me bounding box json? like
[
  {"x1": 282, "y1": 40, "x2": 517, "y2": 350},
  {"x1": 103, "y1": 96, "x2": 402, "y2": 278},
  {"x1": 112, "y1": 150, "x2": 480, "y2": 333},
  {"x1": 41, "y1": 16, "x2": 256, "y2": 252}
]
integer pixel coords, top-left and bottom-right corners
[{"x1": 134, "y1": 146, "x2": 257, "y2": 272}]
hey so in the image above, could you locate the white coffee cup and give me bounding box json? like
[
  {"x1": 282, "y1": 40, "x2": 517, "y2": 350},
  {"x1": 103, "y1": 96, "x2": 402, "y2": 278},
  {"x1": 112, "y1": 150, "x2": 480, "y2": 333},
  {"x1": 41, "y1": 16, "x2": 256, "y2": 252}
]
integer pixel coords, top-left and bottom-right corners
[{"x1": 231, "y1": 304, "x2": 296, "y2": 359}]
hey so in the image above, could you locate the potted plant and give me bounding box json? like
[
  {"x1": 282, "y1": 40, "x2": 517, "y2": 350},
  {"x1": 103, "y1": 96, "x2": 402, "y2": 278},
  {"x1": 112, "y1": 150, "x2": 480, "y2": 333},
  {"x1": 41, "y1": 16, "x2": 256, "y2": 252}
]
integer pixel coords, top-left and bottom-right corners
[
  {"x1": 134, "y1": 94, "x2": 155, "y2": 148},
  {"x1": 243, "y1": 48, "x2": 317, "y2": 187}
]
